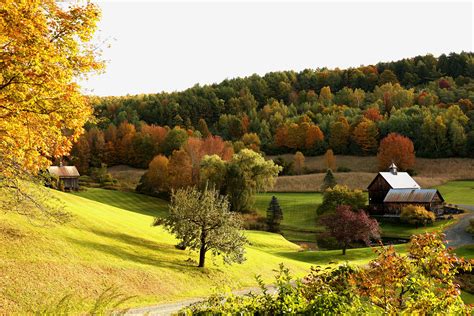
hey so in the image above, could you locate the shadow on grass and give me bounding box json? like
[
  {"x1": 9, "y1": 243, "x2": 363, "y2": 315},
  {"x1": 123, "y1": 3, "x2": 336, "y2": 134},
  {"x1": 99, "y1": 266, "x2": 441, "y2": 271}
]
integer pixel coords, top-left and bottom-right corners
[
  {"x1": 65, "y1": 228, "x2": 197, "y2": 270},
  {"x1": 72, "y1": 189, "x2": 168, "y2": 218},
  {"x1": 275, "y1": 247, "x2": 378, "y2": 265}
]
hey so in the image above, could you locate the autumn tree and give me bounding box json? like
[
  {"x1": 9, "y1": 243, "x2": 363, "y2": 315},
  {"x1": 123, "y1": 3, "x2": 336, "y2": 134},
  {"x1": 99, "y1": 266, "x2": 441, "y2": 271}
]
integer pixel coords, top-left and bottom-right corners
[
  {"x1": 293, "y1": 151, "x2": 305, "y2": 175},
  {"x1": 241, "y1": 133, "x2": 261, "y2": 152},
  {"x1": 329, "y1": 117, "x2": 351, "y2": 154},
  {"x1": 0, "y1": 0, "x2": 103, "y2": 217},
  {"x1": 320, "y1": 205, "x2": 380, "y2": 255},
  {"x1": 352, "y1": 118, "x2": 379, "y2": 155},
  {"x1": 155, "y1": 186, "x2": 247, "y2": 268},
  {"x1": 167, "y1": 149, "x2": 193, "y2": 190},
  {"x1": 324, "y1": 149, "x2": 336, "y2": 170},
  {"x1": 136, "y1": 155, "x2": 169, "y2": 196},
  {"x1": 116, "y1": 121, "x2": 136, "y2": 164},
  {"x1": 377, "y1": 133, "x2": 415, "y2": 171},
  {"x1": 352, "y1": 233, "x2": 472, "y2": 314}
]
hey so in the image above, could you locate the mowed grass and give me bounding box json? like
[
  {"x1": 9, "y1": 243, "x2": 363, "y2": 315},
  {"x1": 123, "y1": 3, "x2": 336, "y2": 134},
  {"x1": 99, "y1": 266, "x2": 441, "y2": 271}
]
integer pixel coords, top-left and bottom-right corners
[
  {"x1": 254, "y1": 193, "x2": 323, "y2": 243},
  {"x1": 0, "y1": 188, "x2": 392, "y2": 314},
  {"x1": 436, "y1": 181, "x2": 474, "y2": 205}
]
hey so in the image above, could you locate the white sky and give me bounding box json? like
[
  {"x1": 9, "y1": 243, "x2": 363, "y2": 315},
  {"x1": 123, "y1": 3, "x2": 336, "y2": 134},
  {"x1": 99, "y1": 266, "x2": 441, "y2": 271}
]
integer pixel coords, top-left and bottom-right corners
[{"x1": 80, "y1": 1, "x2": 473, "y2": 96}]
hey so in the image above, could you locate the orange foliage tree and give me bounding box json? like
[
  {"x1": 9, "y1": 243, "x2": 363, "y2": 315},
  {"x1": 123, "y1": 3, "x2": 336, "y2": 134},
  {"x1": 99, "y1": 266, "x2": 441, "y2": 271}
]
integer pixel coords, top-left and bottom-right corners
[
  {"x1": 168, "y1": 149, "x2": 193, "y2": 190},
  {"x1": 0, "y1": 1, "x2": 103, "y2": 217},
  {"x1": 352, "y1": 118, "x2": 379, "y2": 155},
  {"x1": 377, "y1": 133, "x2": 415, "y2": 171},
  {"x1": 329, "y1": 117, "x2": 351, "y2": 154},
  {"x1": 324, "y1": 149, "x2": 336, "y2": 170}
]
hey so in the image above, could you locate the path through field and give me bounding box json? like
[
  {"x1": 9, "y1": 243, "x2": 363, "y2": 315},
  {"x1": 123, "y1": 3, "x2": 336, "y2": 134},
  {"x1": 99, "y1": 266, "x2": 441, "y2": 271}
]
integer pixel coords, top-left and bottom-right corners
[
  {"x1": 444, "y1": 205, "x2": 474, "y2": 248},
  {"x1": 125, "y1": 285, "x2": 278, "y2": 316}
]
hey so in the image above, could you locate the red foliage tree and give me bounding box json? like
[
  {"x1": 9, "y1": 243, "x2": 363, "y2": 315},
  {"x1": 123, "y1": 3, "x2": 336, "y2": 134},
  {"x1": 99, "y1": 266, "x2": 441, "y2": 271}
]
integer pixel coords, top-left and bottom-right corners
[
  {"x1": 364, "y1": 108, "x2": 383, "y2": 122},
  {"x1": 377, "y1": 133, "x2": 415, "y2": 171},
  {"x1": 320, "y1": 205, "x2": 380, "y2": 255}
]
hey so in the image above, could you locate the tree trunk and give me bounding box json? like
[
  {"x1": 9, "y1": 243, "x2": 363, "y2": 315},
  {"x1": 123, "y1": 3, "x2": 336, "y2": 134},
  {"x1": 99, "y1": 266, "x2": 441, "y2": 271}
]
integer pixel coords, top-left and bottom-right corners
[
  {"x1": 198, "y1": 244, "x2": 206, "y2": 268},
  {"x1": 198, "y1": 229, "x2": 207, "y2": 268},
  {"x1": 342, "y1": 244, "x2": 347, "y2": 255}
]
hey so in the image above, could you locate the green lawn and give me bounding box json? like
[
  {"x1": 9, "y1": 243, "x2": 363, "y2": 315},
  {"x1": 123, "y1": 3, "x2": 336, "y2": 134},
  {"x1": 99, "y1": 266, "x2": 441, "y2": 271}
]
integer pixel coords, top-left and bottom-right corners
[
  {"x1": 437, "y1": 181, "x2": 474, "y2": 205},
  {"x1": 454, "y1": 245, "x2": 474, "y2": 259},
  {"x1": 378, "y1": 218, "x2": 458, "y2": 239},
  {"x1": 1, "y1": 188, "x2": 388, "y2": 314},
  {"x1": 255, "y1": 192, "x2": 323, "y2": 243}
]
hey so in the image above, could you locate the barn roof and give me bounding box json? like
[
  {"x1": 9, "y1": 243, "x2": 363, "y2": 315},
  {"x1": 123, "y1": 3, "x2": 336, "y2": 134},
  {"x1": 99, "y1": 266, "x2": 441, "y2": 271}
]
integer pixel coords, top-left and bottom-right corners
[
  {"x1": 384, "y1": 189, "x2": 443, "y2": 203},
  {"x1": 378, "y1": 172, "x2": 420, "y2": 189},
  {"x1": 48, "y1": 166, "x2": 80, "y2": 178}
]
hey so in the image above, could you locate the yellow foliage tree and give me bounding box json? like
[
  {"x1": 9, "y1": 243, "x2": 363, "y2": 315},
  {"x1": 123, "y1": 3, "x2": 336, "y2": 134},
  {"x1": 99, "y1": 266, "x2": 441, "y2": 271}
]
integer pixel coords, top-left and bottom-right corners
[{"x1": 0, "y1": 1, "x2": 103, "y2": 216}]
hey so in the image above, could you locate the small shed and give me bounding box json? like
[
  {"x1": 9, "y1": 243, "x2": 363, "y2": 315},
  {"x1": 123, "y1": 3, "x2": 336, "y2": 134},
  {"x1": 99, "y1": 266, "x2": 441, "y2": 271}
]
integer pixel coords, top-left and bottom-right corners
[
  {"x1": 48, "y1": 165, "x2": 80, "y2": 191},
  {"x1": 383, "y1": 189, "x2": 445, "y2": 215}
]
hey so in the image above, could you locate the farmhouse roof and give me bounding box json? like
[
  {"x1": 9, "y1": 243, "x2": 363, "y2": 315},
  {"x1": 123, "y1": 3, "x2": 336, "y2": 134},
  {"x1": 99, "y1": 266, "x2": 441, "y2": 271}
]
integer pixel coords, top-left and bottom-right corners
[
  {"x1": 378, "y1": 172, "x2": 420, "y2": 189},
  {"x1": 48, "y1": 166, "x2": 80, "y2": 178},
  {"x1": 383, "y1": 189, "x2": 443, "y2": 203}
]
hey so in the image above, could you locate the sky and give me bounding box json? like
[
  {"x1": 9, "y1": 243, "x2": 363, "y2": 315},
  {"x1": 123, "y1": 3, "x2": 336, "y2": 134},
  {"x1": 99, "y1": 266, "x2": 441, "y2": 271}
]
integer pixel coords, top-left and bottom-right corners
[{"x1": 80, "y1": 1, "x2": 474, "y2": 96}]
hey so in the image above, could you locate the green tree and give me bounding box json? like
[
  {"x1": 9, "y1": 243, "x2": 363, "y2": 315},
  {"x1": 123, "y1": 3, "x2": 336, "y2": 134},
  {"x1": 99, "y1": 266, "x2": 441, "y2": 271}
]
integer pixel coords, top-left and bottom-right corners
[
  {"x1": 224, "y1": 149, "x2": 282, "y2": 213},
  {"x1": 266, "y1": 196, "x2": 283, "y2": 233},
  {"x1": 317, "y1": 185, "x2": 367, "y2": 215},
  {"x1": 161, "y1": 127, "x2": 188, "y2": 156},
  {"x1": 155, "y1": 186, "x2": 247, "y2": 268},
  {"x1": 321, "y1": 169, "x2": 337, "y2": 190}
]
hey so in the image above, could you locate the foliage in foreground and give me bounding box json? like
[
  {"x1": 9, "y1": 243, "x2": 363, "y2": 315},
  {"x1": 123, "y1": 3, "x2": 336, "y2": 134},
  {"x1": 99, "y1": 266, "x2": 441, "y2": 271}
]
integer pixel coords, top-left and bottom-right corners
[
  {"x1": 154, "y1": 186, "x2": 247, "y2": 267},
  {"x1": 0, "y1": 0, "x2": 103, "y2": 218},
  {"x1": 183, "y1": 233, "x2": 472, "y2": 314},
  {"x1": 34, "y1": 286, "x2": 133, "y2": 315}
]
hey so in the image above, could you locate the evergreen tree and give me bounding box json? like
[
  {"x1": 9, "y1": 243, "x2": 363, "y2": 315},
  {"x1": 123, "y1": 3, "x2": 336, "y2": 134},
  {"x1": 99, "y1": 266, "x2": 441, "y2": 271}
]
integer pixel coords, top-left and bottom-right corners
[
  {"x1": 321, "y1": 169, "x2": 337, "y2": 191},
  {"x1": 267, "y1": 196, "x2": 283, "y2": 233}
]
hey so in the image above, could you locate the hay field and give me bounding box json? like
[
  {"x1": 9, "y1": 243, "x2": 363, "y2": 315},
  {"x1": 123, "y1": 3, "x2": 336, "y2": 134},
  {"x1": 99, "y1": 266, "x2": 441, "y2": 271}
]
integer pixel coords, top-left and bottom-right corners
[{"x1": 268, "y1": 155, "x2": 474, "y2": 192}]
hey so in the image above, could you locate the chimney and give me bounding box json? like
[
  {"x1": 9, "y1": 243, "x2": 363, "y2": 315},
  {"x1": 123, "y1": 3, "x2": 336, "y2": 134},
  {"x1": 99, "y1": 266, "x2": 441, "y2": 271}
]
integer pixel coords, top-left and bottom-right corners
[{"x1": 389, "y1": 162, "x2": 397, "y2": 175}]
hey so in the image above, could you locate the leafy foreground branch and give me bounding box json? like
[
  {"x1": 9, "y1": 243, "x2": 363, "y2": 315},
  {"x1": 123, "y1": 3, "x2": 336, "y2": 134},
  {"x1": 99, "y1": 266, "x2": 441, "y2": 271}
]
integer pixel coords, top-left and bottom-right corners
[{"x1": 182, "y1": 233, "x2": 473, "y2": 314}]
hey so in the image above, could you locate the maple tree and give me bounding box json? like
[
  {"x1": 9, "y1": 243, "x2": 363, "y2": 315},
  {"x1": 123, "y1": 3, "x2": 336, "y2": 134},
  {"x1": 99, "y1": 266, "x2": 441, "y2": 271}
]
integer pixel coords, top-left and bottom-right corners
[
  {"x1": 0, "y1": 0, "x2": 103, "y2": 215},
  {"x1": 320, "y1": 205, "x2": 380, "y2": 255},
  {"x1": 377, "y1": 133, "x2": 415, "y2": 171}
]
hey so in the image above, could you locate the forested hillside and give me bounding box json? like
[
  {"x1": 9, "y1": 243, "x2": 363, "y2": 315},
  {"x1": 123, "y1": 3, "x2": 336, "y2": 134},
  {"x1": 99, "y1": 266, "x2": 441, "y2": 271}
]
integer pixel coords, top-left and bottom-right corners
[{"x1": 72, "y1": 52, "x2": 474, "y2": 172}]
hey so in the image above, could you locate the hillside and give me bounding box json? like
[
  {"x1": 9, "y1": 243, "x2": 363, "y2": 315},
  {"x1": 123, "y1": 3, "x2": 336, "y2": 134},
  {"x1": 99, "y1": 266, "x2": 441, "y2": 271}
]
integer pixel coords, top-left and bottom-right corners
[{"x1": 0, "y1": 188, "x2": 400, "y2": 313}]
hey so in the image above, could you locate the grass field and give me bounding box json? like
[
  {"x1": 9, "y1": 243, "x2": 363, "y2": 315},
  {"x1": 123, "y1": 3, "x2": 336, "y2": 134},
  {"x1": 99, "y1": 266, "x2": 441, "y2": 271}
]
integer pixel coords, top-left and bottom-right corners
[
  {"x1": 436, "y1": 181, "x2": 474, "y2": 205},
  {"x1": 255, "y1": 181, "x2": 471, "y2": 243},
  {"x1": 0, "y1": 188, "x2": 399, "y2": 313}
]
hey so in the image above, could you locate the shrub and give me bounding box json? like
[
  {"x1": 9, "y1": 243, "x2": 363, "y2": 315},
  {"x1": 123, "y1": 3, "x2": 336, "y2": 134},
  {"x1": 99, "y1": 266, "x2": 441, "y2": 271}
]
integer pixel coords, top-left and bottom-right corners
[
  {"x1": 317, "y1": 185, "x2": 367, "y2": 215},
  {"x1": 400, "y1": 205, "x2": 435, "y2": 227}
]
